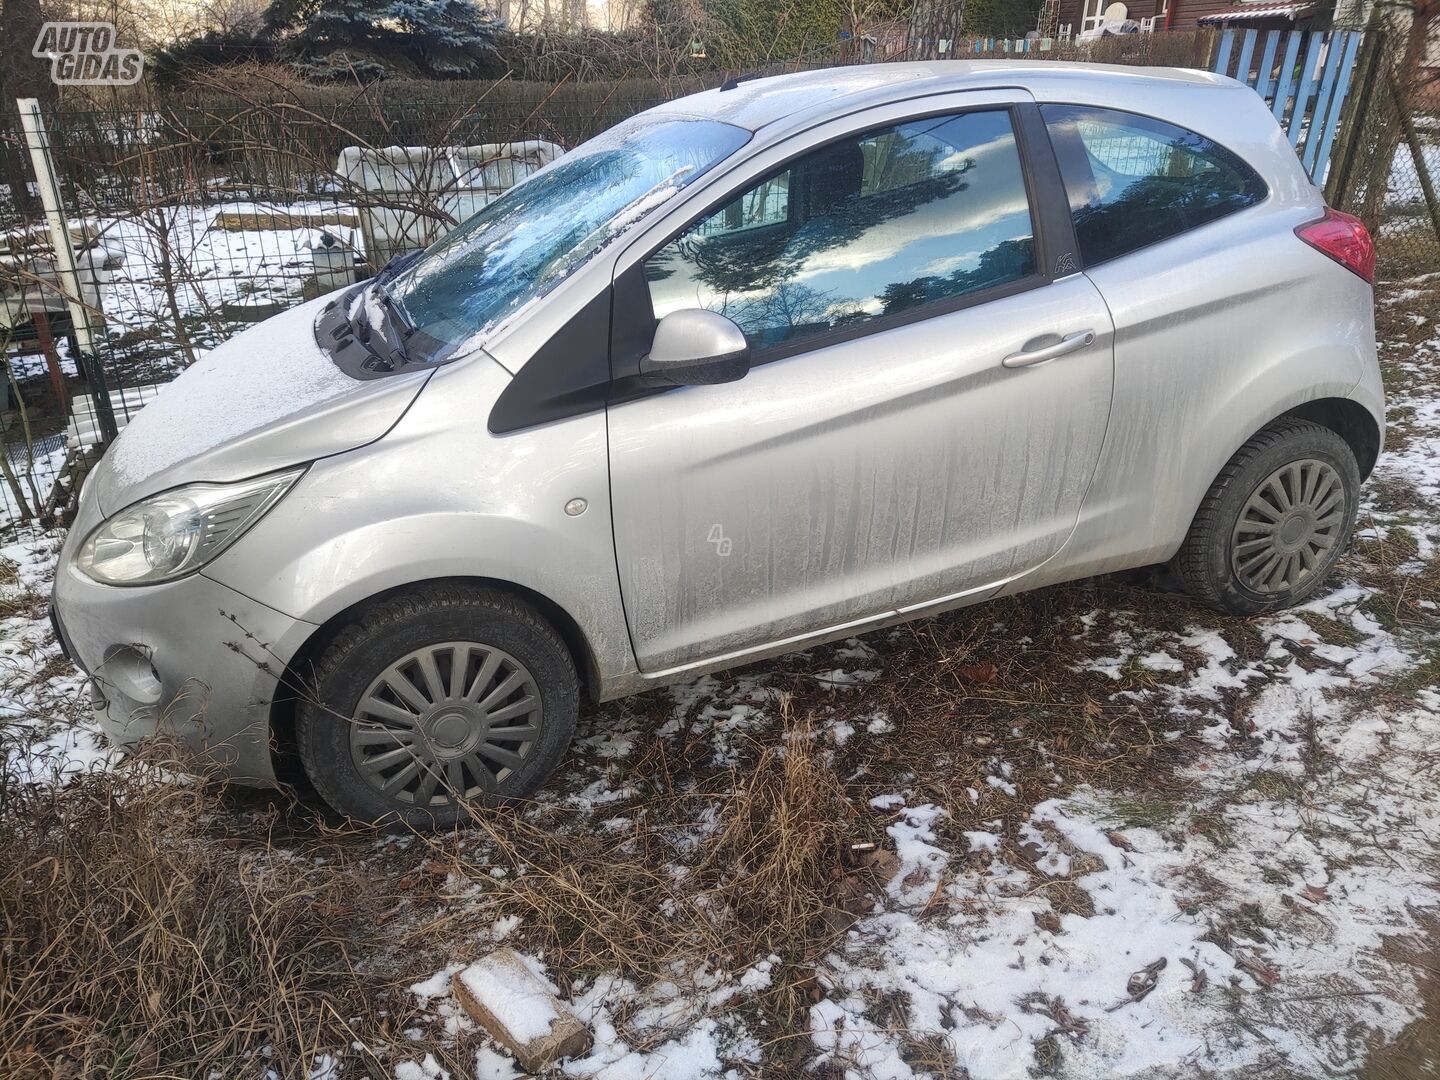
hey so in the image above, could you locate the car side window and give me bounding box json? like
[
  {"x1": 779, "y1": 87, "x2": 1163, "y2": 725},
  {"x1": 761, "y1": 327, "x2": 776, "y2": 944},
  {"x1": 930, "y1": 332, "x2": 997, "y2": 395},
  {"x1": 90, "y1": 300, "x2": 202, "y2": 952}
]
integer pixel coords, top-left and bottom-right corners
[
  {"x1": 1040, "y1": 104, "x2": 1267, "y2": 267},
  {"x1": 643, "y1": 109, "x2": 1038, "y2": 354}
]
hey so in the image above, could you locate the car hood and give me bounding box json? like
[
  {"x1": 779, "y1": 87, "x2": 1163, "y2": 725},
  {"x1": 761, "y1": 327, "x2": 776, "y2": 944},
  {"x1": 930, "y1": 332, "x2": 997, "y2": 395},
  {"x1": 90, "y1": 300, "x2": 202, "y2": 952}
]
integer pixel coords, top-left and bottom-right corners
[{"x1": 90, "y1": 294, "x2": 433, "y2": 514}]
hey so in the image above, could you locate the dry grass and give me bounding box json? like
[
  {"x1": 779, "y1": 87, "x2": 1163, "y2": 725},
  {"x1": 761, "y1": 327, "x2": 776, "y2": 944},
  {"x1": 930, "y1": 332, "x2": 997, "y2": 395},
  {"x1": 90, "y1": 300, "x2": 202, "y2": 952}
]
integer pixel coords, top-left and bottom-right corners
[
  {"x1": 701, "y1": 707, "x2": 857, "y2": 953},
  {"x1": 1363, "y1": 917, "x2": 1440, "y2": 1080},
  {"x1": 762, "y1": 579, "x2": 1221, "y2": 842},
  {"x1": 0, "y1": 556, "x2": 42, "y2": 622},
  {"x1": 0, "y1": 746, "x2": 465, "y2": 1080},
  {"x1": 406, "y1": 705, "x2": 865, "y2": 1063},
  {"x1": 0, "y1": 576, "x2": 1424, "y2": 1076},
  {"x1": 1376, "y1": 227, "x2": 1440, "y2": 284}
]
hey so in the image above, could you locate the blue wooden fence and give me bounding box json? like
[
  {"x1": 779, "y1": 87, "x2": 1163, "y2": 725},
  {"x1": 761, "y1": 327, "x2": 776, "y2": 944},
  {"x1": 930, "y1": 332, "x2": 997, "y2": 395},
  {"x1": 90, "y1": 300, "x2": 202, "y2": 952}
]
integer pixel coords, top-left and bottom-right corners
[{"x1": 1212, "y1": 28, "x2": 1364, "y2": 185}]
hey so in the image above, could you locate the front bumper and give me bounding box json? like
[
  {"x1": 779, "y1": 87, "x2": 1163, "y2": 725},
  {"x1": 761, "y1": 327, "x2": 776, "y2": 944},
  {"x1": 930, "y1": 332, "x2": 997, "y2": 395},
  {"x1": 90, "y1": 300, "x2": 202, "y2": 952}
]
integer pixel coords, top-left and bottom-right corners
[{"x1": 51, "y1": 552, "x2": 319, "y2": 786}]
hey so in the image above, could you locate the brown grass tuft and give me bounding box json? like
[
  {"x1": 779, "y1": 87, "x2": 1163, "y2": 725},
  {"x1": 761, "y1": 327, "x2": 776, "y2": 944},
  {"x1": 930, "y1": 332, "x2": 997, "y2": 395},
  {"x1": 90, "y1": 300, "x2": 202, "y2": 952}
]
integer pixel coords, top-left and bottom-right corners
[
  {"x1": 0, "y1": 746, "x2": 457, "y2": 1079},
  {"x1": 416, "y1": 702, "x2": 862, "y2": 1060},
  {"x1": 701, "y1": 702, "x2": 856, "y2": 953}
]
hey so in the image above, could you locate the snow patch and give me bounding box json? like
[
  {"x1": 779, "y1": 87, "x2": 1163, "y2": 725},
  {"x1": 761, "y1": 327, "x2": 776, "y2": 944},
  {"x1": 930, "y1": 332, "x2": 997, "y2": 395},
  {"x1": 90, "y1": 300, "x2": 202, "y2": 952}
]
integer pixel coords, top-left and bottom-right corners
[{"x1": 105, "y1": 296, "x2": 358, "y2": 488}]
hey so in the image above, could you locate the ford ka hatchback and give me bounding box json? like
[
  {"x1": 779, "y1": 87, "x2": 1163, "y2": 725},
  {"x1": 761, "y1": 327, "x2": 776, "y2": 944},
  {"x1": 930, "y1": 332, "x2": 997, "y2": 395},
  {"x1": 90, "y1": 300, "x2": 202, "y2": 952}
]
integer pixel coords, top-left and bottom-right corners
[{"x1": 52, "y1": 62, "x2": 1384, "y2": 826}]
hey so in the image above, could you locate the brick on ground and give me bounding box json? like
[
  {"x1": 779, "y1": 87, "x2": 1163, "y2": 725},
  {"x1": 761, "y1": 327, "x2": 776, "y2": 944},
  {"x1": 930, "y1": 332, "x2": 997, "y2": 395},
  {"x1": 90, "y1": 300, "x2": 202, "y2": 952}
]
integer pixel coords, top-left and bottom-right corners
[{"x1": 452, "y1": 948, "x2": 592, "y2": 1072}]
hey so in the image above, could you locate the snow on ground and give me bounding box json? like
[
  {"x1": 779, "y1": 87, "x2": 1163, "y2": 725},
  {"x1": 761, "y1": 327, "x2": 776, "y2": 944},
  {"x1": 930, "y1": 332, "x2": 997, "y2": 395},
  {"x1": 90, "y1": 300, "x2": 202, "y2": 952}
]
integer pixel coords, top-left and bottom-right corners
[
  {"x1": 0, "y1": 533, "x2": 108, "y2": 783},
  {"x1": 96, "y1": 200, "x2": 343, "y2": 347},
  {"x1": 811, "y1": 601, "x2": 1438, "y2": 1078},
  {"x1": 2, "y1": 277, "x2": 1439, "y2": 1078}
]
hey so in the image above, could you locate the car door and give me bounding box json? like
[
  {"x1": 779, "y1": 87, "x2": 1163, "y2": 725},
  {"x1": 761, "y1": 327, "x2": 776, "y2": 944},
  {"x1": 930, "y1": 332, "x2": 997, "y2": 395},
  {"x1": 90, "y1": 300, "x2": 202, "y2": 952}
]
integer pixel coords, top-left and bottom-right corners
[{"x1": 606, "y1": 97, "x2": 1116, "y2": 674}]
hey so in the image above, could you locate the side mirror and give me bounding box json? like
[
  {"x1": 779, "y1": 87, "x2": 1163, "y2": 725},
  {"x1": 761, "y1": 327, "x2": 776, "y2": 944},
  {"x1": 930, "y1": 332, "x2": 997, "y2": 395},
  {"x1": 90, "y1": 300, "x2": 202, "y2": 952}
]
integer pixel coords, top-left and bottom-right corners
[{"x1": 640, "y1": 309, "x2": 750, "y2": 386}]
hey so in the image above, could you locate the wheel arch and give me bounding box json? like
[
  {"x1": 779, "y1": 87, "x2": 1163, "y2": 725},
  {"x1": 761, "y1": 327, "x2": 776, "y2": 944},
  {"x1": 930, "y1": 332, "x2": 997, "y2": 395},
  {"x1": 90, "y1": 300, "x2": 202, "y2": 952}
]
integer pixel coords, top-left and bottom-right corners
[
  {"x1": 1278, "y1": 397, "x2": 1381, "y2": 480},
  {"x1": 268, "y1": 576, "x2": 600, "y2": 776},
  {"x1": 1173, "y1": 396, "x2": 1379, "y2": 557}
]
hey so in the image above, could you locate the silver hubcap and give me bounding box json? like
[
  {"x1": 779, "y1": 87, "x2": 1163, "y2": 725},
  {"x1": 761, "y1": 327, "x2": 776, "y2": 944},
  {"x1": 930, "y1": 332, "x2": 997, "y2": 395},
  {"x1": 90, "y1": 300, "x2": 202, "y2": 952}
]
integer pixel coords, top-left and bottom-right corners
[
  {"x1": 349, "y1": 641, "x2": 542, "y2": 807},
  {"x1": 1231, "y1": 458, "x2": 1346, "y2": 595}
]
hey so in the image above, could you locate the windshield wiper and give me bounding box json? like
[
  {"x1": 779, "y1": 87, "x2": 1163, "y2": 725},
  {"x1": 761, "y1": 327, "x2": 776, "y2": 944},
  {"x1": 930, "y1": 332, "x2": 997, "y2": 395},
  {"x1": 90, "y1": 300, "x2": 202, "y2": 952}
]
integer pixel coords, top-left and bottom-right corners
[
  {"x1": 376, "y1": 286, "x2": 418, "y2": 367},
  {"x1": 366, "y1": 248, "x2": 425, "y2": 368},
  {"x1": 374, "y1": 248, "x2": 422, "y2": 286},
  {"x1": 342, "y1": 276, "x2": 419, "y2": 372}
]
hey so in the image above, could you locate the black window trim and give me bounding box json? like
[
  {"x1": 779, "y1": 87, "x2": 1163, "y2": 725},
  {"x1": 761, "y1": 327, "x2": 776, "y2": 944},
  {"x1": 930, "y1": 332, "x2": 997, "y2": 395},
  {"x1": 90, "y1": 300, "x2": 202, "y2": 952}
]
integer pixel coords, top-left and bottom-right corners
[{"x1": 1038, "y1": 102, "x2": 1271, "y2": 272}]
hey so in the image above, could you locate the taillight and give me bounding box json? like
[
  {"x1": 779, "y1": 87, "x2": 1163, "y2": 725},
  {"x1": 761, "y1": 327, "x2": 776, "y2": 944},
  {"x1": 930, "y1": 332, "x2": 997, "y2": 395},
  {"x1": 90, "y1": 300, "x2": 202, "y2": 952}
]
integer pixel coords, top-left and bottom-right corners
[{"x1": 1295, "y1": 208, "x2": 1375, "y2": 285}]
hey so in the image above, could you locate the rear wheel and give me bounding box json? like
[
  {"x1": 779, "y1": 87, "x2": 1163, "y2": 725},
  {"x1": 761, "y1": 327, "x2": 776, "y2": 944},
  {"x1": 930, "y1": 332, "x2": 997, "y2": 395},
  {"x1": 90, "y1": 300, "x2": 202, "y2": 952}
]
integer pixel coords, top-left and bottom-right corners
[
  {"x1": 1173, "y1": 419, "x2": 1359, "y2": 615},
  {"x1": 297, "y1": 585, "x2": 579, "y2": 829}
]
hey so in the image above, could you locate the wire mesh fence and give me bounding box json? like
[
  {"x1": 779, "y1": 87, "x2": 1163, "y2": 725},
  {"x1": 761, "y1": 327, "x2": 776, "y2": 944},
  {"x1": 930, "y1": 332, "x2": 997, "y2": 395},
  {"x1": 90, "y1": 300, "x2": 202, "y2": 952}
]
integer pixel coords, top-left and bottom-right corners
[
  {"x1": 0, "y1": 28, "x2": 1436, "y2": 537},
  {"x1": 1325, "y1": 27, "x2": 1440, "y2": 280},
  {"x1": 0, "y1": 89, "x2": 673, "y2": 531}
]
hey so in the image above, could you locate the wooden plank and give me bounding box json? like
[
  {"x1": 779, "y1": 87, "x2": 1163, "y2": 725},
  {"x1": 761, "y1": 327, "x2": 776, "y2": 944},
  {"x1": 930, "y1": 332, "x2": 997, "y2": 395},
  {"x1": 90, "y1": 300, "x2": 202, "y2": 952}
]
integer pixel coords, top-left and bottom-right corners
[
  {"x1": 1287, "y1": 31, "x2": 1327, "y2": 146},
  {"x1": 211, "y1": 209, "x2": 360, "y2": 232},
  {"x1": 1, "y1": 221, "x2": 97, "y2": 258},
  {"x1": 1214, "y1": 29, "x2": 1236, "y2": 78},
  {"x1": 1254, "y1": 30, "x2": 1281, "y2": 101},
  {"x1": 1271, "y1": 31, "x2": 1304, "y2": 123},
  {"x1": 1302, "y1": 31, "x2": 1349, "y2": 175},
  {"x1": 1235, "y1": 29, "x2": 1259, "y2": 88},
  {"x1": 452, "y1": 952, "x2": 592, "y2": 1074},
  {"x1": 1310, "y1": 31, "x2": 1363, "y2": 187},
  {"x1": 28, "y1": 310, "x2": 68, "y2": 415}
]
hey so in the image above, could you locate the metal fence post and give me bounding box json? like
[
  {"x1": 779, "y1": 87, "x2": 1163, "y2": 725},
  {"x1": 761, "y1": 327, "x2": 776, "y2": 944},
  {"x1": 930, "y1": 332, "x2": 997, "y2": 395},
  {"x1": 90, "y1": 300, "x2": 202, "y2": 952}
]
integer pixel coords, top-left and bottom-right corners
[{"x1": 15, "y1": 97, "x2": 118, "y2": 444}]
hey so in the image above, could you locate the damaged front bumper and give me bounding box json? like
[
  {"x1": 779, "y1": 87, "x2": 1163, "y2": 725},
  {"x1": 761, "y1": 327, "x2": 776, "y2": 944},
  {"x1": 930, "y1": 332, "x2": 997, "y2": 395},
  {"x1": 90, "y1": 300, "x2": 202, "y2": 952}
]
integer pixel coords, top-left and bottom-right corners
[{"x1": 50, "y1": 537, "x2": 318, "y2": 786}]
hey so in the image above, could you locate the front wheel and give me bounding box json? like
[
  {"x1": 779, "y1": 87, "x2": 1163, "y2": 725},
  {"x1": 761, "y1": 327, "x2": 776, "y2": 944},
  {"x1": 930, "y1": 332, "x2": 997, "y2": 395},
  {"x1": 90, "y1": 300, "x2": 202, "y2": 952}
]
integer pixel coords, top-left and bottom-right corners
[
  {"x1": 1172, "y1": 418, "x2": 1360, "y2": 615},
  {"x1": 297, "y1": 586, "x2": 579, "y2": 829}
]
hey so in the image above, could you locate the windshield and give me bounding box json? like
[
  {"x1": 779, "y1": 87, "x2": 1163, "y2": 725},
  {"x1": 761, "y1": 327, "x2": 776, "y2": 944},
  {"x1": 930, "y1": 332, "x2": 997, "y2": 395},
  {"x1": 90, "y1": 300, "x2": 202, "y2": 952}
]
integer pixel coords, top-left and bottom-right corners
[{"x1": 382, "y1": 116, "x2": 750, "y2": 360}]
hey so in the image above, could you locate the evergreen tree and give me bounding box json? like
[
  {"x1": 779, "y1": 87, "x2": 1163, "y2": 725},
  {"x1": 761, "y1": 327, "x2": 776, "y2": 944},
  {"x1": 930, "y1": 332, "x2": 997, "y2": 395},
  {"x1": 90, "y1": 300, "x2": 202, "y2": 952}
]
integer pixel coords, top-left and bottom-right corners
[{"x1": 265, "y1": 0, "x2": 502, "y2": 79}]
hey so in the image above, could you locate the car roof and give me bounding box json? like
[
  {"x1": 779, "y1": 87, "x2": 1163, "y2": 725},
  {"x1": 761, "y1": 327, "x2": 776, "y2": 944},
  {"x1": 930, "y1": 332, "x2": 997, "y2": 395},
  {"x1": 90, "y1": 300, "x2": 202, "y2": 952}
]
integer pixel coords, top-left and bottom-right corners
[{"x1": 649, "y1": 60, "x2": 1239, "y2": 133}]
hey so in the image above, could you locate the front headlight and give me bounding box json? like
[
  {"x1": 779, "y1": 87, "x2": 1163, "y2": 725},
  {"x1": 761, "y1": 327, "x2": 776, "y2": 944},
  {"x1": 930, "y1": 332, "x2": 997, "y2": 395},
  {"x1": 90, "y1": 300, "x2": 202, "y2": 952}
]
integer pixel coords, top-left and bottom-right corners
[{"x1": 76, "y1": 469, "x2": 303, "y2": 586}]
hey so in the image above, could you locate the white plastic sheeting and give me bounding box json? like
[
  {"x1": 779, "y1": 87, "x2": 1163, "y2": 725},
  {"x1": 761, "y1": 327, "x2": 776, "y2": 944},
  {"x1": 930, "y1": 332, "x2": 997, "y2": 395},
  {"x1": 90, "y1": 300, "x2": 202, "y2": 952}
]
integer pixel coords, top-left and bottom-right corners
[{"x1": 336, "y1": 141, "x2": 565, "y2": 265}]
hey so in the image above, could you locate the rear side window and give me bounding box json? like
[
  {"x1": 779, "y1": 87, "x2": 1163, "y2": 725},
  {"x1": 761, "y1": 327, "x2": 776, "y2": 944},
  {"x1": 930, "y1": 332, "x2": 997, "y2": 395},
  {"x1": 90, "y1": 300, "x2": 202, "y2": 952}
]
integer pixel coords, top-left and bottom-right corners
[{"x1": 1041, "y1": 105, "x2": 1267, "y2": 267}]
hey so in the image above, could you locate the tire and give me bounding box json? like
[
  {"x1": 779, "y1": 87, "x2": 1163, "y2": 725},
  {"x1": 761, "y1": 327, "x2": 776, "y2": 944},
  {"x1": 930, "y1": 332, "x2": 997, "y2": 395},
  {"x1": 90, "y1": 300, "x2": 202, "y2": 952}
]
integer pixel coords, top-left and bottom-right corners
[
  {"x1": 1172, "y1": 418, "x2": 1360, "y2": 616},
  {"x1": 297, "y1": 585, "x2": 579, "y2": 829}
]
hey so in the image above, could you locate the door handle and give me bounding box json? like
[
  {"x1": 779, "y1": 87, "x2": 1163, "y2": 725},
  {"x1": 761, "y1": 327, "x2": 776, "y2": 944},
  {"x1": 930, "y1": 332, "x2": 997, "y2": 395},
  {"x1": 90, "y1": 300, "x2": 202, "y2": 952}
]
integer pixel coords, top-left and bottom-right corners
[{"x1": 1002, "y1": 329, "x2": 1096, "y2": 369}]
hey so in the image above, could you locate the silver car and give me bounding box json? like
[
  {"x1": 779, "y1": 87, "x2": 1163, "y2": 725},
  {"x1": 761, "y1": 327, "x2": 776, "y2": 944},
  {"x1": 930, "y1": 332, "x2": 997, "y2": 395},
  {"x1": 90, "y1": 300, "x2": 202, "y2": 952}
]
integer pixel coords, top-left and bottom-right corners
[{"x1": 52, "y1": 62, "x2": 1383, "y2": 826}]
